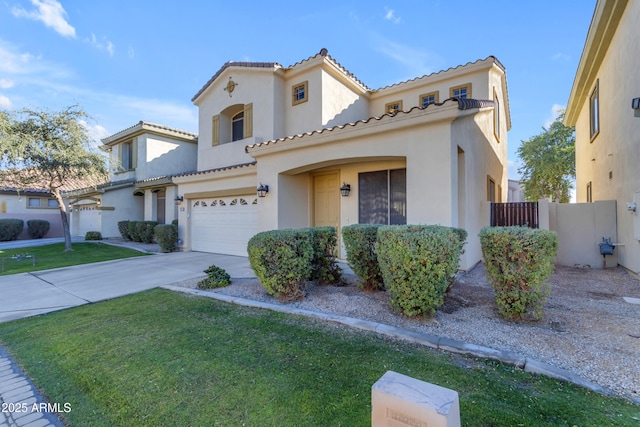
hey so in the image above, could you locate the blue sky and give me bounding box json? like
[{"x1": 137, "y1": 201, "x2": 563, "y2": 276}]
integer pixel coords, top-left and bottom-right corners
[{"x1": 0, "y1": 0, "x2": 596, "y2": 179}]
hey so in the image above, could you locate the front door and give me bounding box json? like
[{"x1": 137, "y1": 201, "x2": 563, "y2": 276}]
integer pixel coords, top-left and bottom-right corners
[{"x1": 314, "y1": 173, "x2": 340, "y2": 251}]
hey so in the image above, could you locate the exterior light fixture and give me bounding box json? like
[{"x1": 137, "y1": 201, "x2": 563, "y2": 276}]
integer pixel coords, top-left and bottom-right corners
[
  {"x1": 174, "y1": 195, "x2": 184, "y2": 205},
  {"x1": 340, "y1": 182, "x2": 351, "y2": 197},
  {"x1": 633, "y1": 97, "x2": 640, "y2": 117},
  {"x1": 96, "y1": 199, "x2": 101, "y2": 206},
  {"x1": 256, "y1": 183, "x2": 269, "y2": 198}
]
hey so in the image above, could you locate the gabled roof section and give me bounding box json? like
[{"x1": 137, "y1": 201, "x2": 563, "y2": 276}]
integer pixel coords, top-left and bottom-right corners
[
  {"x1": 246, "y1": 98, "x2": 494, "y2": 152},
  {"x1": 372, "y1": 56, "x2": 506, "y2": 92},
  {"x1": 192, "y1": 62, "x2": 282, "y2": 103},
  {"x1": 565, "y1": 0, "x2": 628, "y2": 125},
  {"x1": 172, "y1": 161, "x2": 257, "y2": 179},
  {"x1": 287, "y1": 48, "x2": 371, "y2": 92},
  {"x1": 101, "y1": 121, "x2": 198, "y2": 147}
]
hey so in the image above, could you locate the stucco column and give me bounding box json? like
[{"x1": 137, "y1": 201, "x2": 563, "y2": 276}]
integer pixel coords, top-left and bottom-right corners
[{"x1": 144, "y1": 189, "x2": 157, "y2": 221}]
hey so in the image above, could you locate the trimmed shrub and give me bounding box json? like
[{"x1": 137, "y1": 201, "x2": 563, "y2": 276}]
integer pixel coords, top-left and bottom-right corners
[
  {"x1": 198, "y1": 264, "x2": 231, "y2": 289},
  {"x1": 0, "y1": 219, "x2": 24, "y2": 241},
  {"x1": 118, "y1": 220, "x2": 131, "y2": 240},
  {"x1": 27, "y1": 219, "x2": 50, "y2": 239},
  {"x1": 128, "y1": 221, "x2": 141, "y2": 242},
  {"x1": 138, "y1": 221, "x2": 158, "y2": 244},
  {"x1": 342, "y1": 224, "x2": 384, "y2": 290},
  {"x1": 84, "y1": 231, "x2": 102, "y2": 240},
  {"x1": 307, "y1": 226, "x2": 344, "y2": 286},
  {"x1": 171, "y1": 219, "x2": 178, "y2": 227},
  {"x1": 247, "y1": 229, "x2": 313, "y2": 301},
  {"x1": 154, "y1": 224, "x2": 177, "y2": 253},
  {"x1": 376, "y1": 225, "x2": 466, "y2": 318},
  {"x1": 479, "y1": 226, "x2": 558, "y2": 321}
]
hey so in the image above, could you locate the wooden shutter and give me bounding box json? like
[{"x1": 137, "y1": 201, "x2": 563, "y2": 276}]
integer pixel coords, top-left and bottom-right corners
[
  {"x1": 243, "y1": 103, "x2": 253, "y2": 139},
  {"x1": 212, "y1": 115, "x2": 220, "y2": 146}
]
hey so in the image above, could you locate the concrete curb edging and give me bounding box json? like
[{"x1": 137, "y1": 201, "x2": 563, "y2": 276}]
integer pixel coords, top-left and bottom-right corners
[{"x1": 163, "y1": 285, "x2": 616, "y2": 399}]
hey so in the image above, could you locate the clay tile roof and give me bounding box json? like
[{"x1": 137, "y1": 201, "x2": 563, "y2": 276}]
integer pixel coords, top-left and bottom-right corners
[
  {"x1": 286, "y1": 48, "x2": 371, "y2": 92},
  {"x1": 0, "y1": 168, "x2": 109, "y2": 194},
  {"x1": 172, "y1": 161, "x2": 257, "y2": 179},
  {"x1": 245, "y1": 97, "x2": 495, "y2": 152},
  {"x1": 191, "y1": 62, "x2": 281, "y2": 102},
  {"x1": 101, "y1": 121, "x2": 198, "y2": 145}
]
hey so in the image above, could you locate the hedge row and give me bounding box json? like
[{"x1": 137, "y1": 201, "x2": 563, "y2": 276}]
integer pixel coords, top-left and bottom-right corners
[
  {"x1": 247, "y1": 227, "x2": 342, "y2": 301},
  {"x1": 0, "y1": 219, "x2": 24, "y2": 241},
  {"x1": 479, "y1": 226, "x2": 558, "y2": 321}
]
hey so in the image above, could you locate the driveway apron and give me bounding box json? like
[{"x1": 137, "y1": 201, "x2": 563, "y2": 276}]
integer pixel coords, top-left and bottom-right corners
[{"x1": 0, "y1": 251, "x2": 253, "y2": 323}]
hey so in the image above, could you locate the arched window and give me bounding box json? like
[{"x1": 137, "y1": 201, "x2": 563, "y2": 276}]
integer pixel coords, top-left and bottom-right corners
[{"x1": 232, "y1": 111, "x2": 244, "y2": 141}]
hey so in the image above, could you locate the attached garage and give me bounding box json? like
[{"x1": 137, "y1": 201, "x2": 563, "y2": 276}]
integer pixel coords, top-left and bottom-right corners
[
  {"x1": 190, "y1": 195, "x2": 258, "y2": 256},
  {"x1": 74, "y1": 204, "x2": 101, "y2": 237}
]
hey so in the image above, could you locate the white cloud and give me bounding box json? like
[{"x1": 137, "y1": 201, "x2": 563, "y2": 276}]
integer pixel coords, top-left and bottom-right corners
[
  {"x1": 86, "y1": 33, "x2": 115, "y2": 57},
  {"x1": 384, "y1": 8, "x2": 401, "y2": 24},
  {"x1": 0, "y1": 79, "x2": 15, "y2": 89},
  {"x1": 127, "y1": 46, "x2": 135, "y2": 59},
  {"x1": 80, "y1": 120, "x2": 110, "y2": 148},
  {"x1": 371, "y1": 35, "x2": 442, "y2": 79},
  {"x1": 0, "y1": 94, "x2": 13, "y2": 109},
  {"x1": 12, "y1": 0, "x2": 76, "y2": 38},
  {"x1": 543, "y1": 104, "x2": 565, "y2": 128}
]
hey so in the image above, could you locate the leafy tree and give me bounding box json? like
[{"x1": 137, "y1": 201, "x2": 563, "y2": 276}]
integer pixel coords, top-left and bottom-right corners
[
  {"x1": 0, "y1": 106, "x2": 107, "y2": 251},
  {"x1": 517, "y1": 112, "x2": 575, "y2": 203}
]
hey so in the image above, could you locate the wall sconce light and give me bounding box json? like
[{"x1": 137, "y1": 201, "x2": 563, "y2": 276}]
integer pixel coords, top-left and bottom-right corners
[
  {"x1": 340, "y1": 182, "x2": 351, "y2": 197},
  {"x1": 633, "y1": 97, "x2": 640, "y2": 117},
  {"x1": 257, "y1": 183, "x2": 269, "y2": 198},
  {"x1": 96, "y1": 199, "x2": 101, "y2": 206},
  {"x1": 174, "y1": 195, "x2": 184, "y2": 205},
  {"x1": 627, "y1": 202, "x2": 636, "y2": 213}
]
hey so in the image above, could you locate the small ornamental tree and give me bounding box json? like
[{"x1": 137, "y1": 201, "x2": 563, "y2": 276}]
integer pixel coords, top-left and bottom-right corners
[{"x1": 0, "y1": 106, "x2": 107, "y2": 251}]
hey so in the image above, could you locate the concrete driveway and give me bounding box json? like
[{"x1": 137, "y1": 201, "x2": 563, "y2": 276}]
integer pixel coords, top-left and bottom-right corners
[{"x1": 0, "y1": 251, "x2": 256, "y2": 323}]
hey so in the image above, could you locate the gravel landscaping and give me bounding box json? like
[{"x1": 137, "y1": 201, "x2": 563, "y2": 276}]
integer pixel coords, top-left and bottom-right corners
[{"x1": 173, "y1": 262, "x2": 640, "y2": 403}]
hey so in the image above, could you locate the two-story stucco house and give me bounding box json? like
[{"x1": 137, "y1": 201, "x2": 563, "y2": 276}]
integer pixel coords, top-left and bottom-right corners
[
  {"x1": 64, "y1": 121, "x2": 198, "y2": 238},
  {"x1": 174, "y1": 49, "x2": 510, "y2": 269},
  {"x1": 565, "y1": 0, "x2": 640, "y2": 275}
]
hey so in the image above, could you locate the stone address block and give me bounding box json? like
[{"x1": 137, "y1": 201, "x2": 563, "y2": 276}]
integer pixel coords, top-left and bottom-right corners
[{"x1": 372, "y1": 371, "x2": 460, "y2": 427}]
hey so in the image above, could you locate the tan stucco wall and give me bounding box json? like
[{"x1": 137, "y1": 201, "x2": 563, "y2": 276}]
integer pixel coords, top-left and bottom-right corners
[
  {"x1": 539, "y1": 200, "x2": 618, "y2": 268},
  {"x1": 573, "y1": 0, "x2": 640, "y2": 273},
  {"x1": 136, "y1": 135, "x2": 197, "y2": 180},
  {"x1": 0, "y1": 193, "x2": 65, "y2": 238}
]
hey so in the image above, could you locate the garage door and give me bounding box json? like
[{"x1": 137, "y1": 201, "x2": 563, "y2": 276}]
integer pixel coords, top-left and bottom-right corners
[
  {"x1": 190, "y1": 195, "x2": 258, "y2": 256},
  {"x1": 76, "y1": 205, "x2": 101, "y2": 237}
]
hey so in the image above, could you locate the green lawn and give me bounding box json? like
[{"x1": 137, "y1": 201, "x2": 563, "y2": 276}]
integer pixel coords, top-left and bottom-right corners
[
  {"x1": 0, "y1": 242, "x2": 149, "y2": 275},
  {"x1": 0, "y1": 289, "x2": 637, "y2": 426}
]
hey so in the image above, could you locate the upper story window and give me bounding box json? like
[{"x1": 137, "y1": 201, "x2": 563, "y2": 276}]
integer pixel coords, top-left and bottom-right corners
[
  {"x1": 590, "y1": 80, "x2": 600, "y2": 140},
  {"x1": 385, "y1": 100, "x2": 403, "y2": 115},
  {"x1": 212, "y1": 103, "x2": 253, "y2": 146},
  {"x1": 292, "y1": 81, "x2": 308, "y2": 105},
  {"x1": 450, "y1": 83, "x2": 472, "y2": 99},
  {"x1": 120, "y1": 140, "x2": 135, "y2": 170},
  {"x1": 232, "y1": 111, "x2": 244, "y2": 141},
  {"x1": 420, "y1": 92, "x2": 439, "y2": 108}
]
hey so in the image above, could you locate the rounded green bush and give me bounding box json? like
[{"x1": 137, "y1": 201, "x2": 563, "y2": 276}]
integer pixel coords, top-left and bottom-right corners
[
  {"x1": 0, "y1": 219, "x2": 24, "y2": 241},
  {"x1": 342, "y1": 224, "x2": 384, "y2": 290},
  {"x1": 376, "y1": 225, "x2": 466, "y2": 318},
  {"x1": 84, "y1": 231, "x2": 103, "y2": 240},
  {"x1": 27, "y1": 219, "x2": 50, "y2": 239},
  {"x1": 479, "y1": 226, "x2": 558, "y2": 321},
  {"x1": 118, "y1": 220, "x2": 131, "y2": 240},
  {"x1": 247, "y1": 229, "x2": 313, "y2": 301},
  {"x1": 154, "y1": 224, "x2": 177, "y2": 253}
]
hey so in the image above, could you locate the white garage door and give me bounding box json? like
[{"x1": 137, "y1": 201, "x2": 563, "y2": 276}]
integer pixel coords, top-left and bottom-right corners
[
  {"x1": 190, "y1": 195, "x2": 258, "y2": 256},
  {"x1": 76, "y1": 205, "x2": 101, "y2": 237}
]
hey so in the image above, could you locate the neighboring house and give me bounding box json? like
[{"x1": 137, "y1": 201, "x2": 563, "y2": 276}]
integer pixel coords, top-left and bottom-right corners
[
  {"x1": 507, "y1": 179, "x2": 525, "y2": 202},
  {"x1": 565, "y1": 0, "x2": 640, "y2": 274},
  {"x1": 0, "y1": 174, "x2": 107, "y2": 239},
  {"x1": 174, "y1": 49, "x2": 510, "y2": 269},
  {"x1": 64, "y1": 121, "x2": 198, "y2": 238}
]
